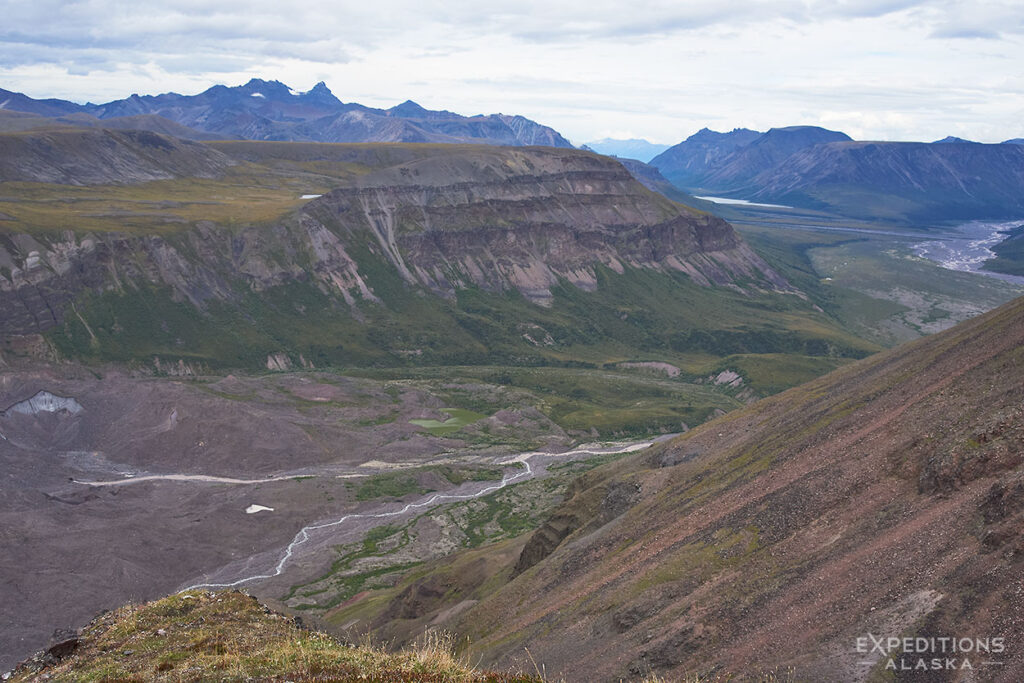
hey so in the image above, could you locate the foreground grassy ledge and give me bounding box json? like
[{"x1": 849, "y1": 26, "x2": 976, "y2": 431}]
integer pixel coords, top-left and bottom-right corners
[{"x1": 8, "y1": 590, "x2": 540, "y2": 682}]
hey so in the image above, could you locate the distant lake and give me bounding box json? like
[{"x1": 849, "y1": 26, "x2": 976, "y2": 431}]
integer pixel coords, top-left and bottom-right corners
[
  {"x1": 912, "y1": 220, "x2": 1024, "y2": 285},
  {"x1": 693, "y1": 195, "x2": 792, "y2": 209}
]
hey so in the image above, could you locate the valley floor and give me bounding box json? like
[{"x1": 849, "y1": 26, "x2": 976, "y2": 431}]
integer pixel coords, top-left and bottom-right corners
[{"x1": 0, "y1": 364, "x2": 672, "y2": 672}]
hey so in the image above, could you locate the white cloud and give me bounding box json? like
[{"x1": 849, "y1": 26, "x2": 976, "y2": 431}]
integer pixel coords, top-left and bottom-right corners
[{"x1": 1, "y1": 0, "x2": 1023, "y2": 143}]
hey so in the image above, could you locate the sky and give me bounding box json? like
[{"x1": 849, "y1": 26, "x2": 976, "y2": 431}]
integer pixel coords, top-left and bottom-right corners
[{"x1": 2, "y1": 0, "x2": 1023, "y2": 145}]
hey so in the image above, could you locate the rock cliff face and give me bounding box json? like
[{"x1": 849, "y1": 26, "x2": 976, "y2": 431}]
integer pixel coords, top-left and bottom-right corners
[
  {"x1": 303, "y1": 149, "x2": 790, "y2": 304},
  {"x1": 0, "y1": 147, "x2": 792, "y2": 345}
]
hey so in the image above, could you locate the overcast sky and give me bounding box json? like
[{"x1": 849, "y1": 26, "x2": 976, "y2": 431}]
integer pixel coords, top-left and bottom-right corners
[{"x1": 2, "y1": 0, "x2": 1023, "y2": 144}]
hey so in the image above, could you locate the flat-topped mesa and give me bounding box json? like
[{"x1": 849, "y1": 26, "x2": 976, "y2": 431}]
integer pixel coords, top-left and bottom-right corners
[
  {"x1": 0, "y1": 144, "x2": 803, "y2": 369},
  {"x1": 300, "y1": 148, "x2": 794, "y2": 304}
]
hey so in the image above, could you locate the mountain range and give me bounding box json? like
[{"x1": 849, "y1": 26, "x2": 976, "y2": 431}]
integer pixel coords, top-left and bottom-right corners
[
  {"x1": 0, "y1": 79, "x2": 572, "y2": 147},
  {"x1": 746, "y1": 139, "x2": 1024, "y2": 222},
  {"x1": 7, "y1": 79, "x2": 1024, "y2": 227},
  {"x1": 650, "y1": 126, "x2": 1024, "y2": 223}
]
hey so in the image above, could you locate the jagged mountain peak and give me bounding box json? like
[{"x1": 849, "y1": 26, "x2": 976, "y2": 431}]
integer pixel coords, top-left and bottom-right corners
[
  {"x1": 0, "y1": 82, "x2": 572, "y2": 148},
  {"x1": 685, "y1": 126, "x2": 761, "y2": 143},
  {"x1": 237, "y1": 78, "x2": 295, "y2": 99},
  {"x1": 388, "y1": 99, "x2": 430, "y2": 116}
]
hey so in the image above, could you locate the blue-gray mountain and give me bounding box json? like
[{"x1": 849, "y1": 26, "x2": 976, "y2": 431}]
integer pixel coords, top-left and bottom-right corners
[
  {"x1": 581, "y1": 138, "x2": 671, "y2": 163},
  {"x1": 746, "y1": 140, "x2": 1024, "y2": 222},
  {"x1": 651, "y1": 126, "x2": 1024, "y2": 223},
  {"x1": 650, "y1": 126, "x2": 851, "y2": 191},
  {"x1": 0, "y1": 80, "x2": 572, "y2": 148},
  {"x1": 648, "y1": 127, "x2": 761, "y2": 188}
]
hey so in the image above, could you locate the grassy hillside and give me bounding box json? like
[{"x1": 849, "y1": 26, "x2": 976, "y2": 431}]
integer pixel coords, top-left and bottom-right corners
[
  {"x1": 7, "y1": 590, "x2": 540, "y2": 682},
  {"x1": 985, "y1": 224, "x2": 1024, "y2": 276},
  {"x1": 45, "y1": 263, "x2": 874, "y2": 394}
]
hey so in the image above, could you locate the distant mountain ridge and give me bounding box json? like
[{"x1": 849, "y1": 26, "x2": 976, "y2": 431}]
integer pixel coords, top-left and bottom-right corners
[
  {"x1": 581, "y1": 138, "x2": 671, "y2": 163},
  {"x1": 0, "y1": 80, "x2": 573, "y2": 148},
  {"x1": 651, "y1": 125, "x2": 1024, "y2": 222},
  {"x1": 933, "y1": 135, "x2": 977, "y2": 144},
  {"x1": 744, "y1": 140, "x2": 1024, "y2": 221},
  {"x1": 648, "y1": 127, "x2": 762, "y2": 188},
  {"x1": 698, "y1": 126, "x2": 852, "y2": 191}
]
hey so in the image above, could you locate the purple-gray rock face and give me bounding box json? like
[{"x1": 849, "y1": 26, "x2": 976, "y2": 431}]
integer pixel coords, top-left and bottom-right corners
[
  {"x1": 301, "y1": 148, "x2": 794, "y2": 305},
  {"x1": 0, "y1": 147, "x2": 793, "y2": 342}
]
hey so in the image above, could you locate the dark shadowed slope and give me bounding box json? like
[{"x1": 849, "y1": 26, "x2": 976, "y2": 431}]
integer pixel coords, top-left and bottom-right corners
[
  {"x1": 649, "y1": 127, "x2": 762, "y2": 188},
  {"x1": 750, "y1": 140, "x2": 1024, "y2": 222},
  {"x1": 0, "y1": 128, "x2": 231, "y2": 185},
  {"x1": 698, "y1": 125, "x2": 852, "y2": 192}
]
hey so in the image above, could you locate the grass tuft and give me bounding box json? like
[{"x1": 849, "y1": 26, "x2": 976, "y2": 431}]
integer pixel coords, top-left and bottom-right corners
[{"x1": 8, "y1": 590, "x2": 541, "y2": 682}]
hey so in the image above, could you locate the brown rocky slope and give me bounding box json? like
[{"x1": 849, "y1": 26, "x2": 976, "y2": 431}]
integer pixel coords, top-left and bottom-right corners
[{"x1": 349, "y1": 294, "x2": 1024, "y2": 680}]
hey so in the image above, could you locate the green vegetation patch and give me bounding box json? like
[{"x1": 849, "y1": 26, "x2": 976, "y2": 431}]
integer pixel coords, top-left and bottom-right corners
[
  {"x1": 984, "y1": 224, "x2": 1024, "y2": 276},
  {"x1": 350, "y1": 463, "x2": 514, "y2": 502},
  {"x1": 351, "y1": 471, "x2": 433, "y2": 501},
  {"x1": 354, "y1": 365, "x2": 745, "y2": 438},
  {"x1": 410, "y1": 408, "x2": 488, "y2": 435},
  {"x1": 293, "y1": 461, "x2": 584, "y2": 617}
]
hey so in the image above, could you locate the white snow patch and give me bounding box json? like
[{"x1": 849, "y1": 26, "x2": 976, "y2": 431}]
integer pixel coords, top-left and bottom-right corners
[
  {"x1": 301, "y1": 194, "x2": 322, "y2": 199},
  {"x1": 251, "y1": 92, "x2": 266, "y2": 98},
  {"x1": 4, "y1": 390, "x2": 84, "y2": 416},
  {"x1": 289, "y1": 88, "x2": 302, "y2": 97},
  {"x1": 694, "y1": 195, "x2": 792, "y2": 209},
  {"x1": 246, "y1": 504, "x2": 275, "y2": 514},
  {"x1": 713, "y1": 370, "x2": 744, "y2": 388}
]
